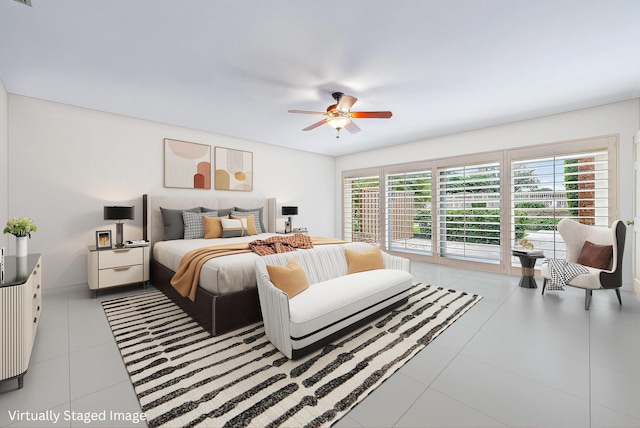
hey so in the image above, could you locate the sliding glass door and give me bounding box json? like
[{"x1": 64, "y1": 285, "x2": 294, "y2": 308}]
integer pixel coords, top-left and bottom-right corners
[
  {"x1": 437, "y1": 161, "x2": 502, "y2": 264},
  {"x1": 343, "y1": 171, "x2": 381, "y2": 245},
  {"x1": 385, "y1": 168, "x2": 433, "y2": 255},
  {"x1": 511, "y1": 148, "x2": 610, "y2": 263}
]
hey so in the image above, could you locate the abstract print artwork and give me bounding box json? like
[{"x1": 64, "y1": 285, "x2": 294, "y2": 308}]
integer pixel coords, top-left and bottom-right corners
[
  {"x1": 214, "y1": 146, "x2": 253, "y2": 191},
  {"x1": 164, "y1": 139, "x2": 211, "y2": 189}
]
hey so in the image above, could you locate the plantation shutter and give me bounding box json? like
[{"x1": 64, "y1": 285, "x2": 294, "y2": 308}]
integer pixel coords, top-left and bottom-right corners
[
  {"x1": 385, "y1": 169, "x2": 433, "y2": 255},
  {"x1": 343, "y1": 173, "x2": 381, "y2": 245},
  {"x1": 437, "y1": 161, "x2": 501, "y2": 264},
  {"x1": 511, "y1": 149, "x2": 609, "y2": 262}
]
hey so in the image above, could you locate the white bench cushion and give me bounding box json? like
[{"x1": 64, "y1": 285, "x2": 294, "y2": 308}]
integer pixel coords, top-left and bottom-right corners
[{"x1": 288, "y1": 269, "x2": 414, "y2": 349}]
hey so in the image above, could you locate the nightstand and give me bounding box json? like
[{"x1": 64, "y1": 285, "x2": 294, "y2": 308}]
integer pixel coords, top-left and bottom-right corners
[{"x1": 87, "y1": 245, "x2": 149, "y2": 298}]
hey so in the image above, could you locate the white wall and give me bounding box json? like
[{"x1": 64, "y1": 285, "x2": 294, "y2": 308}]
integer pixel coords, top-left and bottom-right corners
[
  {"x1": 7, "y1": 95, "x2": 336, "y2": 290},
  {"x1": 0, "y1": 81, "x2": 7, "y2": 253},
  {"x1": 336, "y1": 99, "x2": 640, "y2": 288}
]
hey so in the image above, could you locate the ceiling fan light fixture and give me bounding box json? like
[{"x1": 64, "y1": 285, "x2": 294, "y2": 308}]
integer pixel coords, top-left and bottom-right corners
[{"x1": 327, "y1": 116, "x2": 350, "y2": 130}]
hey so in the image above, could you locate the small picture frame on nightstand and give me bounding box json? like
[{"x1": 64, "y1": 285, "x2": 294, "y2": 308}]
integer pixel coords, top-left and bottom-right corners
[{"x1": 96, "y1": 230, "x2": 112, "y2": 250}]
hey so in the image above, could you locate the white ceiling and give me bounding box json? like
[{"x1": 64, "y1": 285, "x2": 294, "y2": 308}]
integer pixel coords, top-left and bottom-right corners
[{"x1": 2, "y1": 1, "x2": 640, "y2": 156}]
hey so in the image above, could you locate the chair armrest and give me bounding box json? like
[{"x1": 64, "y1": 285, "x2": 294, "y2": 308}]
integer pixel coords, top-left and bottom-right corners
[
  {"x1": 382, "y1": 252, "x2": 411, "y2": 272},
  {"x1": 254, "y1": 260, "x2": 293, "y2": 358}
]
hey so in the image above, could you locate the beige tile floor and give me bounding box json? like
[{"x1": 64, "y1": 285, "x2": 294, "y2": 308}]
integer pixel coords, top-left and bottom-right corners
[{"x1": 2, "y1": 262, "x2": 640, "y2": 427}]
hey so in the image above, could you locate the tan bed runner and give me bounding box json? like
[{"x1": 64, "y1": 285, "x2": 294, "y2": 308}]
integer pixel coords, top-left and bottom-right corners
[{"x1": 170, "y1": 235, "x2": 346, "y2": 301}]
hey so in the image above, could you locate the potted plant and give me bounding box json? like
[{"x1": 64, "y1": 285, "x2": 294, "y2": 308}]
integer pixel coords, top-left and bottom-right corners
[{"x1": 3, "y1": 217, "x2": 37, "y2": 257}]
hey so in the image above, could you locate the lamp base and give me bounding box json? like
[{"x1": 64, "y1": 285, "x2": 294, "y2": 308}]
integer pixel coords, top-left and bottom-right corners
[{"x1": 115, "y1": 223, "x2": 124, "y2": 248}]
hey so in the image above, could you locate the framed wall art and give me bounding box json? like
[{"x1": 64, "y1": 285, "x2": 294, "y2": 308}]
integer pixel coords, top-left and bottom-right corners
[
  {"x1": 164, "y1": 138, "x2": 211, "y2": 189},
  {"x1": 214, "y1": 146, "x2": 253, "y2": 191}
]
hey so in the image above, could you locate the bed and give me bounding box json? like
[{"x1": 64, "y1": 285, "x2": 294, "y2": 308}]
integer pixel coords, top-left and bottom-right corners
[{"x1": 144, "y1": 194, "x2": 278, "y2": 335}]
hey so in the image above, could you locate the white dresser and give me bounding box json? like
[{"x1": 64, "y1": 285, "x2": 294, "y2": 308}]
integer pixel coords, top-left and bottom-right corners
[
  {"x1": 87, "y1": 245, "x2": 149, "y2": 297},
  {"x1": 0, "y1": 254, "x2": 42, "y2": 389}
]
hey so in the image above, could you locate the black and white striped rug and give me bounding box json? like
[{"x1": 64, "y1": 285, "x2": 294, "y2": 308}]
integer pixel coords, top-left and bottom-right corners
[{"x1": 102, "y1": 283, "x2": 481, "y2": 428}]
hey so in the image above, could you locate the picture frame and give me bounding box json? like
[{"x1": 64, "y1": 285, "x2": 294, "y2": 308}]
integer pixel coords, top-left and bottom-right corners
[
  {"x1": 96, "y1": 230, "x2": 112, "y2": 250},
  {"x1": 214, "y1": 146, "x2": 253, "y2": 191},
  {"x1": 164, "y1": 138, "x2": 212, "y2": 189}
]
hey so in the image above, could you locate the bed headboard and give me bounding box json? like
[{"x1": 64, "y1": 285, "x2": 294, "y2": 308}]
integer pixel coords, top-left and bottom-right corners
[{"x1": 143, "y1": 194, "x2": 277, "y2": 247}]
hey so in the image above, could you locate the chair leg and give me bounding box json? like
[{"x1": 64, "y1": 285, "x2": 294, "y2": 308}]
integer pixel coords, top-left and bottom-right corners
[
  {"x1": 542, "y1": 278, "x2": 547, "y2": 295},
  {"x1": 585, "y1": 289, "x2": 592, "y2": 310},
  {"x1": 615, "y1": 288, "x2": 622, "y2": 305}
]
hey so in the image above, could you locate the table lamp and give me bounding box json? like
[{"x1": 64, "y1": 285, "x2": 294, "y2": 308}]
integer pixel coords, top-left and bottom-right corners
[
  {"x1": 282, "y1": 206, "x2": 298, "y2": 233},
  {"x1": 104, "y1": 206, "x2": 134, "y2": 248}
]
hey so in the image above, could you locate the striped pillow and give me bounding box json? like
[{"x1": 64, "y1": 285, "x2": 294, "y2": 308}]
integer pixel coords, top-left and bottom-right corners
[
  {"x1": 231, "y1": 214, "x2": 258, "y2": 235},
  {"x1": 232, "y1": 208, "x2": 264, "y2": 233},
  {"x1": 220, "y1": 217, "x2": 250, "y2": 238}
]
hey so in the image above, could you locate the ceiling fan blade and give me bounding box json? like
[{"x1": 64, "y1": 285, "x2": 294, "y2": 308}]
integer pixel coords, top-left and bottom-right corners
[
  {"x1": 345, "y1": 120, "x2": 361, "y2": 134},
  {"x1": 288, "y1": 110, "x2": 326, "y2": 115},
  {"x1": 351, "y1": 111, "x2": 393, "y2": 119},
  {"x1": 302, "y1": 119, "x2": 328, "y2": 131},
  {"x1": 337, "y1": 95, "x2": 357, "y2": 112}
]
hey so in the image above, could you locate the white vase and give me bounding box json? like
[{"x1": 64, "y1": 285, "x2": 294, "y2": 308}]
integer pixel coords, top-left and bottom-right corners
[{"x1": 16, "y1": 236, "x2": 27, "y2": 258}]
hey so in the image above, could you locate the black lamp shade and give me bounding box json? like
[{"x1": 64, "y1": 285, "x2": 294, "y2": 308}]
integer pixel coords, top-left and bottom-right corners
[
  {"x1": 282, "y1": 206, "x2": 298, "y2": 216},
  {"x1": 104, "y1": 206, "x2": 135, "y2": 221}
]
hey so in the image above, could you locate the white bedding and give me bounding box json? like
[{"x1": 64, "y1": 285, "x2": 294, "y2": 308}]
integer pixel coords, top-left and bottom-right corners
[{"x1": 153, "y1": 233, "x2": 279, "y2": 295}]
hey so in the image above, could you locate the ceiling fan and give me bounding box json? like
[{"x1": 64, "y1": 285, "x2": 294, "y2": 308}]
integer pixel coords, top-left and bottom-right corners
[{"x1": 288, "y1": 92, "x2": 392, "y2": 138}]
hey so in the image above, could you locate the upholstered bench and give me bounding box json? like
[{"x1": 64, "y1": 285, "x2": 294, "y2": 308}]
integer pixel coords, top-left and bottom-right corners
[{"x1": 254, "y1": 242, "x2": 413, "y2": 359}]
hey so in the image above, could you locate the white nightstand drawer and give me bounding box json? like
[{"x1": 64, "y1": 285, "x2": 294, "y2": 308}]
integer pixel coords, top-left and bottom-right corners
[
  {"x1": 98, "y1": 264, "x2": 143, "y2": 288},
  {"x1": 99, "y1": 247, "x2": 143, "y2": 269}
]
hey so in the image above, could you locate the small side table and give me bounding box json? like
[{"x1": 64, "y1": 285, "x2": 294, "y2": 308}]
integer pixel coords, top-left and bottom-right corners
[
  {"x1": 87, "y1": 244, "x2": 149, "y2": 298},
  {"x1": 512, "y1": 251, "x2": 545, "y2": 288}
]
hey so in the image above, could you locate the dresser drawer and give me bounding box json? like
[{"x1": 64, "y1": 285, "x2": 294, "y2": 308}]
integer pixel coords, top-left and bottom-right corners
[
  {"x1": 99, "y1": 247, "x2": 143, "y2": 269},
  {"x1": 98, "y1": 264, "x2": 144, "y2": 288}
]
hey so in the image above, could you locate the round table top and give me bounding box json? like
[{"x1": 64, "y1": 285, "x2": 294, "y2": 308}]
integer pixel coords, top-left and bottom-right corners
[{"x1": 511, "y1": 250, "x2": 545, "y2": 258}]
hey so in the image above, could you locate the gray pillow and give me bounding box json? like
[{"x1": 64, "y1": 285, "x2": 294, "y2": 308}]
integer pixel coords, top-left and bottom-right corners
[
  {"x1": 160, "y1": 207, "x2": 200, "y2": 240},
  {"x1": 234, "y1": 206, "x2": 265, "y2": 233},
  {"x1": 183, "y1": 210, "x2": 219, "y2": 239},
  {"x1": 202, "y1": 207, "x2": 233, "y2": 217}
]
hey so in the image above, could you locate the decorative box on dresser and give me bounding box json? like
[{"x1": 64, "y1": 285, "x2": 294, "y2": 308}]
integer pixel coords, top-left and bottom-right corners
[
  {"x1": 87, "y1": 244, "x2": 149, "y2": 298},
  {"x1": 0, "y1": 254, "x2": 42, "y2": 389}
]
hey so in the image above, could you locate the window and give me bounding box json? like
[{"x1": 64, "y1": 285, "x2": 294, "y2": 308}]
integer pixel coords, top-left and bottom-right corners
[
  {"x1": 437, "y1": 161, "x2": 501, "y2": 264},
  {"x1": 343, "y1": 172, "x2": 381, "y2": 245},
  {"x1": 385, "y1": 168, "x2": 433, "y2": 255},
  {"x1": 511, "y1": 149, "x2": 610, "y2": 263},
  {"x1": 342, "y1": 135, "x2": 617, "y2": 274}
]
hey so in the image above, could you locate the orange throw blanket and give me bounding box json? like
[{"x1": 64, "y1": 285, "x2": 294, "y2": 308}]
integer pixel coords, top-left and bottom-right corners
[
  {"x1": 249, "y1": 234, "x2": 313, "y2": 255},
  {"x1": 170, "y1": 235, "x2": 346, "y2": 301}
]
